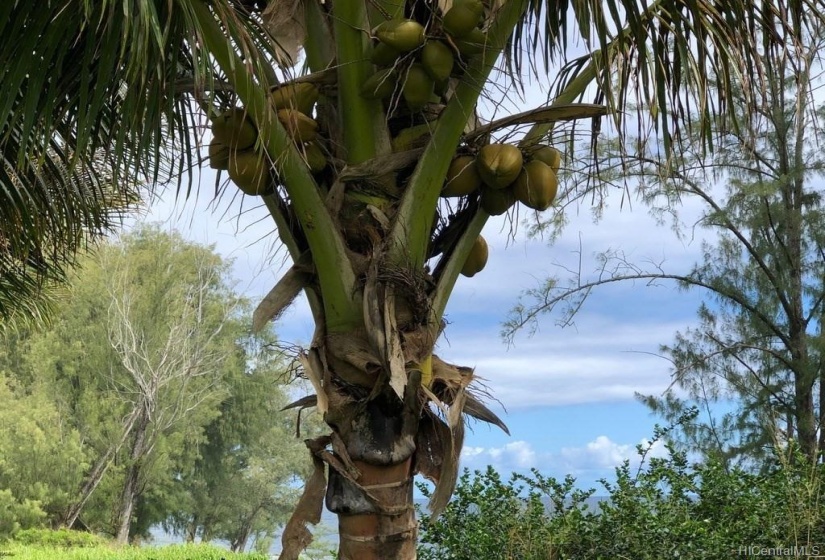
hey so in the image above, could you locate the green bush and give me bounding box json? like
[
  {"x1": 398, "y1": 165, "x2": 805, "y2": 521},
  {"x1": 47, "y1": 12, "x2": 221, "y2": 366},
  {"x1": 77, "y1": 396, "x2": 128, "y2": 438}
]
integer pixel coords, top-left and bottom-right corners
[
  {"x1": 0, "y1": 542, "x2": 269, "y2": 559},
  {"x1": 12, "y1": 527, "x2": 107, "y2": 548},
  {"x1": 0, "y1": 489, "x2": 46, "y2": 541},
  {"x1": 418, "y1": 430, "x2": 825, "y2": 559}
]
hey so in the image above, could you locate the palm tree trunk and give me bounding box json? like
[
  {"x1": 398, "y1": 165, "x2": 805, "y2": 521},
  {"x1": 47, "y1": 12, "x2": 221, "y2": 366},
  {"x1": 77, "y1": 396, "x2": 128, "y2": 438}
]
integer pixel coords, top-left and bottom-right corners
[
  {"x1": 322, "y1": 379, "x2": 421, "y2": 560},
  {"x1": 332, "y1": 459, "x2": 417, "y2": 559}
]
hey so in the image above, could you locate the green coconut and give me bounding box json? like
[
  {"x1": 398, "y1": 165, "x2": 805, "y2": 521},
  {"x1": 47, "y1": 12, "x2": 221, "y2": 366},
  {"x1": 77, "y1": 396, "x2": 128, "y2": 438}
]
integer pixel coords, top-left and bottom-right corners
[
  {"x1": 228, "y1": 150, "x2": 270, "y2": 196},
  {"x1": 443, "y1": 0, "x2": 484, "y2": 38},
  {"x1": 403, "y1": 63, "x2": 435, "y2": 110},
  {"x1": 460, "y1": 235, "x2": 489, "y2": 277},
  {"x1": 476, "y1": 143, "x2": 523, "y2": 189},
  {"x1": 361, "y1": 68, "x2": 397, "y2": 100},
  {"x1": 442, "y1": 155, "x2": 481, "y2": 197},
  {"x1": 421, "y1": 40, "x2": 455, "y2": 82},
  {"x1": 370, "y1": 41, "x2": 402, "y2": 66},
  {"x1": 480, "y1": 186, "x2": 516, "y2": 215},
  {"x1": 211, "y1": 108, "x2": 257, "y2": 150},
  {"x1": 270, "y1": 82, "x2": 319, "y2": 115},
  {"x1": 375, "y1": 19, "x2": 426, "y2": 52},
  {"x1": 392, "y1": 124, "x2": 434, "y2": 152},
  {"x1": 301, "y1": 142, "x2": 327, "y2": 174},
  {"x1": 454, "y1": 28, "x2": 488, "y2": 57},
  {"x1": 208, "y1": 140, "x2": 231, "y2": 170},
  {"x1": 277, "y1": 109, "x2": 318, "y2": 143},
  {"x1": 528, "y1": 145, "x2": 562, "y2": 173},
  {"x1": 512, "y1": 160, "x2": 559, "y2": 211}
]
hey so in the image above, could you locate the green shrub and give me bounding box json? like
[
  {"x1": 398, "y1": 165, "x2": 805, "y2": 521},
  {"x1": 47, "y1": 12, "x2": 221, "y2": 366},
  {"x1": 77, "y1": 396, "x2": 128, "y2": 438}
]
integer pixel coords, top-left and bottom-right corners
[
  {"x1": 12, "y1": 527, "x2": 107, "y2": 548},
  {"x1": 418, "y1": 428, "x2": 825, "y2": 559},
  {"x1": 0, "y1": 489, "x2": 46, "y2": 541},
  {"x1": 417, "y1": 467, "x2": 596, "y2": 560},
  {"x1": 0, "y1": 542, "x2": 269, "y2": 559}
]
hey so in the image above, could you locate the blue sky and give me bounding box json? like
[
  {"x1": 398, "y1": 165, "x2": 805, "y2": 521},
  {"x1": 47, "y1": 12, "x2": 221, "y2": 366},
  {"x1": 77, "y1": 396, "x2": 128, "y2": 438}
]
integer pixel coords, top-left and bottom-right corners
[{"x1": 135, "y1": 151, "x2": 718, "y2": 492}]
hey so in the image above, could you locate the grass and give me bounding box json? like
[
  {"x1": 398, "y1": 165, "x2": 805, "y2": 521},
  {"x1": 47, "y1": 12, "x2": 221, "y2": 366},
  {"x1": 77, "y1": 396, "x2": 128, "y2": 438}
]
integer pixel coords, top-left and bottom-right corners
[{"x1": 0, "y1": 543, "x2": 269, "y2": 559}]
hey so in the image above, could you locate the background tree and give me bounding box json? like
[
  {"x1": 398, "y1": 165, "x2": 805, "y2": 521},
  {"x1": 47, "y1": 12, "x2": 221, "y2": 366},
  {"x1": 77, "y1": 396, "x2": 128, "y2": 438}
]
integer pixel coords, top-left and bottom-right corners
[
  {"x1": 506, "y1": 25, "x2": 825, "y2": 466},
  {"x1": 0, "y1": 372, "x2": 86, "y2": 535},
  {"x1": 0, "y1": 227, "x2": 309, "y2": 544},
  {"x1": 104, "y1": 231, "x2": 239, "y2": 544},
  {"x1": 2, "y1": 2, "x2": 821, "y2": 559},
  {"x1": 166, "y1": 341, "x2": 321, "y2": 552}
]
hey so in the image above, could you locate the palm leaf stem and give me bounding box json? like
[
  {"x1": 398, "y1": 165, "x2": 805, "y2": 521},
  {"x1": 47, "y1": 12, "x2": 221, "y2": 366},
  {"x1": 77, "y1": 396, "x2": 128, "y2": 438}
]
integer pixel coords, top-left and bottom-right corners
[
  {"x1": 332, "y1": 0, "x2": 382, "y2": 165},
  {"x1": 303, "y1": 0, "x2": 335, "y2": 72},
  {"x1": 388, "y1": 0, "x2": 531, "y2": 270},
  {"x1": 192, "y1": 2, "x2": 360, "y2": 332},
  {"x1": 430, "y1": 211, "x2": 488, "y2": 324}
]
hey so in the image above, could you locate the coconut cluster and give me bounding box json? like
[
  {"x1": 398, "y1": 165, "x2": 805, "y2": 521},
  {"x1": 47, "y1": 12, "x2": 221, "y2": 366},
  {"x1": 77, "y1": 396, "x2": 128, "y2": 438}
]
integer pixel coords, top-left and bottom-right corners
[
  {"x1": 445, "y1": 144, "x2": 562, "y2": 277},
  {"x1": 443, "y1": 143, "x2": 561, "y2": 212},
  {"x1": 208, "y1": 82, "x2": 325, "y2": 196},
  {"x1": 445, "y1": 143, "x2": 562, "y2": 277},
  {"x1": 362, "y1": 0, "x2": 489, "y2": 111}
]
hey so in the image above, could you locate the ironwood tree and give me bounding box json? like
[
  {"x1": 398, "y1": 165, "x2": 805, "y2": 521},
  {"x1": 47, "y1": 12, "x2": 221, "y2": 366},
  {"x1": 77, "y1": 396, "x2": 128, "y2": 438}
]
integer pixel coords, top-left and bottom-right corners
[{"x1": 505, "y1": 25, "x2": 825, "y2": 468}]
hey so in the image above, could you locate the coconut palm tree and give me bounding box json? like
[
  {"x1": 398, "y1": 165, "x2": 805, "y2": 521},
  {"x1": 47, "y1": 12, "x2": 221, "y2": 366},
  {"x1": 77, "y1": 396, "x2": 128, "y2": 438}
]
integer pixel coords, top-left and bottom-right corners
[{"x1": 1, "y1": 1, "x2": 820, "y2": 557}]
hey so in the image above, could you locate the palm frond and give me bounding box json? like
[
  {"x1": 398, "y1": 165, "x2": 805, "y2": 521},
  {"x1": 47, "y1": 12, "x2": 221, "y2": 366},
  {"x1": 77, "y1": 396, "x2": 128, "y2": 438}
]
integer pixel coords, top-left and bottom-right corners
[
  {"x1": 0, "y1": 1, "x2": 283, "y2": 321},
  {"x1": 0, "y1": 144, "x2": 139, "y2": 325},
  {"x1": 507, "y1": 0, "x2": 825, "y2": 151}
]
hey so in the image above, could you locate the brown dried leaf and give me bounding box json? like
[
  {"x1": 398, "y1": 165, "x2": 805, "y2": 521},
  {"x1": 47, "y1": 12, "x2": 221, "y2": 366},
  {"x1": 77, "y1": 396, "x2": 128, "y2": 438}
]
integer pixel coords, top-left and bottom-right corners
[
  {"x1": 429, "y1": 412, "x2": 464, "y2": 518},
  {"x1": 281, "y1": 394, "x2": 318, "y2": 411},
  {"x1": 384, "y1": 286, "x2": 407, "y2": 400},
  {"x1": 252, "y1": 264, "x2": 308, "y2": 333},
  {"x1": 278, "y1": 448, "x2": 326, "y2": 560},
  {"x1": 431, "y1": 355, "x2": 473, "y2": 389},
  {"x1": 414, "y1": 412, "x2": 448, "y2": 484},
  {"x1": 464, "y1": 393, "x2": 510, "y2": 435},
  {"x1": 263, "y1": 0, "x2": 306, "y2": 66},
  {"x1": 362, "y1": 268, "x2": 386, "y2": 362},
  {"x1": 299, "y1": 350, "x2": 328, "y2": 415}
]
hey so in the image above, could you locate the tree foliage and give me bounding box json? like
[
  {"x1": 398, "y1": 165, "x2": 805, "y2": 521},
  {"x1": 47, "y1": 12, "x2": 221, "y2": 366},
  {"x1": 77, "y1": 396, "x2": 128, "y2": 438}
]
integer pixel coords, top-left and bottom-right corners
[
  {"x1": 0, "y1": 226, "x2": 310, "y2": 547},
  {"x1": 418, "y1": 418, "x2": 825, "y2": 559},
  {"x1": 509, "y1": 23, "x2": 825, "y2": 467}
]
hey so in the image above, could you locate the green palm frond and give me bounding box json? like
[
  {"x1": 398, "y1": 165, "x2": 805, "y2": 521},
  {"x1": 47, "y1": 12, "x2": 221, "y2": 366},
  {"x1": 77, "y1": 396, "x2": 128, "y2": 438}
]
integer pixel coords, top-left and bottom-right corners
[
  {"x1": 0, "y1": 1, "x2": 284, "y2": 190},
  {"x1": 508, "y1": 0, "x2": 824, "y2": 151},
  {"x1": 1, "y1": 0, "x2": 822, "y2": 328},
  {"x1": 0, "y1": 1, "x2": 281, "y2": 322},
  {"x1": 0, "y1": 144, "x2": 139, "y2": 325}
]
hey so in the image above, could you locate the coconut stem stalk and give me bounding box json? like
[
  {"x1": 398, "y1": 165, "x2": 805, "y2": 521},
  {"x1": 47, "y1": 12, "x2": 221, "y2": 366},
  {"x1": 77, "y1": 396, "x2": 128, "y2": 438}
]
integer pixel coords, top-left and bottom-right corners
[
  {"x1": 430, "y1": 212, "x2": 488, "y2": 324},
  {"x1": 332, "y1": 0, "x2": 379, "y2": 165},
  {"x1": 192, "y1": 2, "x2": 361, "y2": 333},
  {"x1": 388, "y1": 0, "x2": 530, "y2": 270}
]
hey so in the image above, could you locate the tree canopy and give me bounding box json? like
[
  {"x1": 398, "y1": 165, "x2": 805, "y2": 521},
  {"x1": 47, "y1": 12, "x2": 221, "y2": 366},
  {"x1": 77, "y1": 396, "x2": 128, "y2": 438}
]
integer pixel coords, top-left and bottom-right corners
[{"x1": 0, "y1": 226, "x2": 312, "y2": 548}]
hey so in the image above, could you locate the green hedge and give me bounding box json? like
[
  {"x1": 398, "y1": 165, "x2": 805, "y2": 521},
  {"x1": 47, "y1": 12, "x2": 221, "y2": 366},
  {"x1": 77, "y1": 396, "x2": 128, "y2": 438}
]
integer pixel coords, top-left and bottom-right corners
[
  {"x1": 418, "y1": 441, "x2": 825, "y2": 559},
  {"x1": 11, "y1": 528, "x2": 107, "y2": 548},
  {"x1": 0, "y1": 542, "x2": 268, "y2": 560}
]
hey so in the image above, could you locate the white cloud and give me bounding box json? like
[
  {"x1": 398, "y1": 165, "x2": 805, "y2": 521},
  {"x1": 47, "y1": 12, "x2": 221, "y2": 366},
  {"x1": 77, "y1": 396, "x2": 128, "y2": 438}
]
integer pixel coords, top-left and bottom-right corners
[
  {"x1": 487, "y1": 441, "x2": 538, "y2": 469},
  {"x1": 461, "y1": 435, "x2": 669, "y2": 476},
  {"x1": 436, "y1": 316, "x2": 692, "y2": 408}
]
